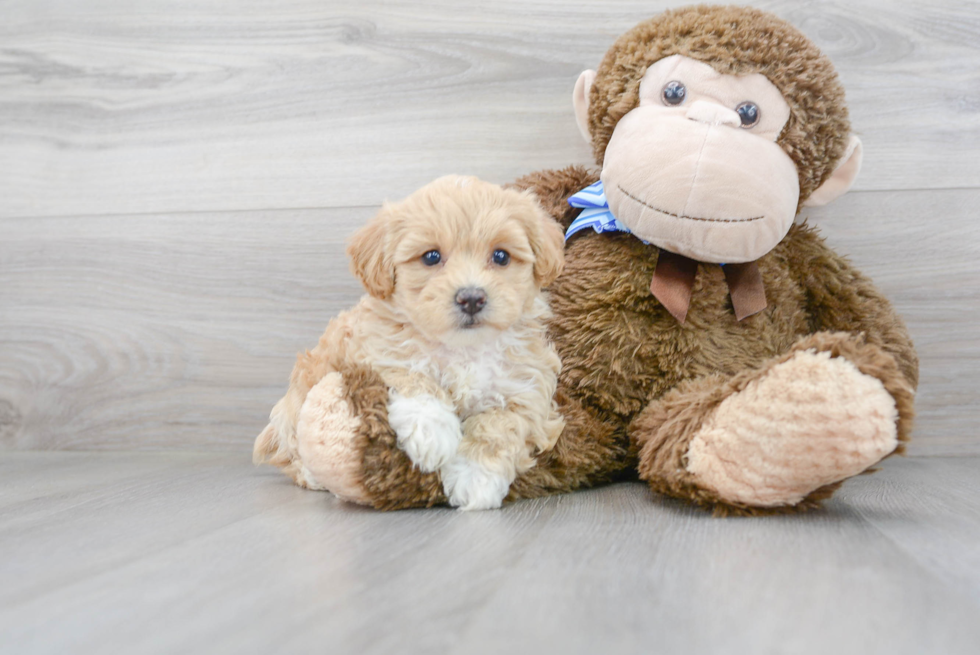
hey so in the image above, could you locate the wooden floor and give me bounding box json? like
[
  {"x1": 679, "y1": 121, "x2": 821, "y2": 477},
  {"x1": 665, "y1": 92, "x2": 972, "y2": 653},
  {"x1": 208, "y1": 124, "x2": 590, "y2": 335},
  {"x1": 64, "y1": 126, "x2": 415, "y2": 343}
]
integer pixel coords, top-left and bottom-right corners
[
  {"x1": 2, "y1": 1, "x2": 980, "y2": 652},
  {"x1": 1, "y1": 452, "x2": 979, "y2": 655}
]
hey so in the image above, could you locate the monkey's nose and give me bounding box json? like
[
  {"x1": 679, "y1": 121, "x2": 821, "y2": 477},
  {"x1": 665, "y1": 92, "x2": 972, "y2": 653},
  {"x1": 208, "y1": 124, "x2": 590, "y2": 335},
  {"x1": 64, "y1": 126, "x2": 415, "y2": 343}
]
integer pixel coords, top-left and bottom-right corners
[
  {"x1": 455, "y1": 287, "x2": 487, "y2": 316},
  {"x1": 686, "y1": 100, "x2": 741, "y2": 128}
]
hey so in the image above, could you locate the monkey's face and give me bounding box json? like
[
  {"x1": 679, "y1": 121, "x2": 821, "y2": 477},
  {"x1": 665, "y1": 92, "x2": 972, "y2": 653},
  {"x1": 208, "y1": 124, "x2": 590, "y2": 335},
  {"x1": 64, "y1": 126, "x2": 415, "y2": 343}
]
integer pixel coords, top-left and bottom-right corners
[{"x1": 598, "y1": 55, "x2": 800, "y2": 264}]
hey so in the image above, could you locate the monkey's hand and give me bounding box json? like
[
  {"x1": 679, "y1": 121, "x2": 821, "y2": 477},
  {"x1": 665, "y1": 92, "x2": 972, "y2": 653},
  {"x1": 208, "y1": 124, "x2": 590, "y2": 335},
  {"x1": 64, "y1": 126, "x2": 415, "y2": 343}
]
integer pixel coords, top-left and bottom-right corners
[
  {"x1": 290, "y1": 365, "x2": 634, "y2": 510},
  {"x1": 292, "y1": 363, "x2": 447, "y2": 510}
]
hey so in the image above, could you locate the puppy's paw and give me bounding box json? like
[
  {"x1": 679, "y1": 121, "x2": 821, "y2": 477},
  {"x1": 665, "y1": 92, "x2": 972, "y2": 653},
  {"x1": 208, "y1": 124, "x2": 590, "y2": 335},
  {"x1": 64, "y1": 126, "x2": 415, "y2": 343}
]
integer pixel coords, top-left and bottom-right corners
[
  {"x1": 387, "y1": 392, "x2": 462, "y2": 473},
  {"x1": 441, "y1": 457, "x2": 510, "y2": 511}
]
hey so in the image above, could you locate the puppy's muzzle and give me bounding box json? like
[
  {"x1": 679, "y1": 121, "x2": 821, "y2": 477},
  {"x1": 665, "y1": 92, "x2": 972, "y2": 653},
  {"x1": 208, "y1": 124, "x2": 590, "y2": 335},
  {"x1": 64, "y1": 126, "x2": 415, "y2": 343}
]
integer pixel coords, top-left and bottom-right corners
[{"x1": 455, "y1": 287, "x2": 487, "y2": 317}]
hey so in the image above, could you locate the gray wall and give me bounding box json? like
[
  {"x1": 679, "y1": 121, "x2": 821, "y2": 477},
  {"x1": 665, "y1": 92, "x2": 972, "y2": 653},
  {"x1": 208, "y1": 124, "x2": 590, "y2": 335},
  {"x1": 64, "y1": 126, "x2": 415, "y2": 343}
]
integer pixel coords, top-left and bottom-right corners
[{"x1": 1, "y1": 0, "x2": 977, "y2": 454}]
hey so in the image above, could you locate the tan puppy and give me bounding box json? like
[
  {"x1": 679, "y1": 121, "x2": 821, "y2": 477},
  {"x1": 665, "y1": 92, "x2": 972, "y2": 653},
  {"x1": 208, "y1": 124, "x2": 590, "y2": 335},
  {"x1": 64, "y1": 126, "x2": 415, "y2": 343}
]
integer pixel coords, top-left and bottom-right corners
[{"x1": 253, "y1": 175, "x2": 566, "y2": 510}]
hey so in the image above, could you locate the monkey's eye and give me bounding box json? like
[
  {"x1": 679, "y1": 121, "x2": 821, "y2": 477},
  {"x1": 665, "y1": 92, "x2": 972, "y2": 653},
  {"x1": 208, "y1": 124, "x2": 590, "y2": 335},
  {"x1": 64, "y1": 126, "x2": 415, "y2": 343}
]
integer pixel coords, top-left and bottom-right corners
[
  {"x1": 492, "y1": 249, "x2": 510, "y2": 266},
  {"x1": 736, "y1": 101, "x2": 761, "y2": 128},
  {"x1": 421, "y1": 250, "x2": 441, "y2": 266},
  {"x1": 662, "y1": 81, "x2": 686, "y2": 106}
]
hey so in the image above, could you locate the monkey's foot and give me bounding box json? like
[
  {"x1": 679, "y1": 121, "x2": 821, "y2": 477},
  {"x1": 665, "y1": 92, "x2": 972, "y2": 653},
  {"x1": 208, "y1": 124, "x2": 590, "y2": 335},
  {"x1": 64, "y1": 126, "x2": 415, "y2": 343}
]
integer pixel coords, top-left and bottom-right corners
[
  {"x1": 632, "y1": 332, "x2": 914, "y2": 514},
  {"x1": 684, "y1": 349, "x2": 898, "y2": 507}
]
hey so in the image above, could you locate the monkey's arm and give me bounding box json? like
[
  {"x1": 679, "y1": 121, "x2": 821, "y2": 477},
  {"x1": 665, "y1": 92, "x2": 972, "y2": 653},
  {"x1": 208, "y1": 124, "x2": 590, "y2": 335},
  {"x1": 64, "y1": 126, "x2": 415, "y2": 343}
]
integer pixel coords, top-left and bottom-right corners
[
  {"x1": 509, "y1": 166, "x2": 600, "y2": 230},
  {"x1": 287, "y1": 366, "x2": 633, "y2": 510},
  {"x1": 506, "y1": 388, "x2": 634, "y2": 500},
  {"x1": 786, "y1": 222, "x2": 919, "y2": 389}
]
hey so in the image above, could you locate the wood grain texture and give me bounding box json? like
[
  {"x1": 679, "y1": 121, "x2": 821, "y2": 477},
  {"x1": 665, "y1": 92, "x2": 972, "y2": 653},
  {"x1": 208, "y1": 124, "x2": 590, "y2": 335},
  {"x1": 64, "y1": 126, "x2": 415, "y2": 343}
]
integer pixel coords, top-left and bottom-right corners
[
  {"x1": 1, "y1": 0, "x2": 977, "y2": 454},
  {"x1": 2, "y1": 4, "x2": 978, "y2": 652},
  {"x1": 2, "y1": 189, "x2": 977, "y2": 454},
  {"x1": 805, "y1": 189, "x2": 980, "y2": 455},
  {"x1": 0, "y1": 207, "x2": 372, "y2": 450},
  {"x1": 1, "y1": 0, "x2": 979, "y2": 219},
  {"x1": 1, "y1": 452, "x2": 979, "y2": 654}
]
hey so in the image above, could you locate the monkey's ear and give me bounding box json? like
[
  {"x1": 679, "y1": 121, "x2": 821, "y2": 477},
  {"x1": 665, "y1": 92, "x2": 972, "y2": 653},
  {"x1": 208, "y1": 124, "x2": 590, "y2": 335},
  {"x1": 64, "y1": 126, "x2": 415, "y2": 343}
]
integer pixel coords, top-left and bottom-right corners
[
  {"x1": 573, "y1": 70, "x2": 596, "y2": 144},
  {"x1": 347, "y1": 207, "x2": 395, "y2": 299},
  {"x1": 804, "y1": 135, "x2": 863, "y2": 207}
]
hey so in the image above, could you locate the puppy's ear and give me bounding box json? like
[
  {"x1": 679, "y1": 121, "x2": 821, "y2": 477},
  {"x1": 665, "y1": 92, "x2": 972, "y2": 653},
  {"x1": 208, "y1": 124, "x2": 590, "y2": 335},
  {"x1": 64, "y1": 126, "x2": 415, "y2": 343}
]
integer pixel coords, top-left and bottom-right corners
[
  {"x1": 347, "y1": 207, "x2": 395, "y2": 299},
  {"x1": 521, "y1": 195, "x2": 566, "y2": 288}
]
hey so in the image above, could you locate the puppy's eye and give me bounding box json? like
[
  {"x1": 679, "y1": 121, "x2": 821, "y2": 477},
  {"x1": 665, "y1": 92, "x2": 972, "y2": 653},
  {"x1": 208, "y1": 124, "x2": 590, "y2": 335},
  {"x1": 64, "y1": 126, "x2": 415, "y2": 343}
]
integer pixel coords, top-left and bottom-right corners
[
  {"x1": 421, "y1": 250, "x2": 441, "y2": 266},
  {"x1": 492, "y1": 249, "x2": 510, "y2": 266}
]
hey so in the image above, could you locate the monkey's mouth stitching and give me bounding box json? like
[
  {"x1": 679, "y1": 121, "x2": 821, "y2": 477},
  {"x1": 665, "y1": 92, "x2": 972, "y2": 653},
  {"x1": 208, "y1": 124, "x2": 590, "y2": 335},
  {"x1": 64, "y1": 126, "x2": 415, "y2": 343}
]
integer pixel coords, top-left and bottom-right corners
[{"x1": 617, "y1": 185, "x2": 764, "y2": 223}]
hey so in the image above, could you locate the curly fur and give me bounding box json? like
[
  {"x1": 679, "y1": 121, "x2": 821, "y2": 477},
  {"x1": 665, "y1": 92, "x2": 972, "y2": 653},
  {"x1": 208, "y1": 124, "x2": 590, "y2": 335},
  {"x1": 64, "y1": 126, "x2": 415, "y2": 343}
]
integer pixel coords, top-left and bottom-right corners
[
  {"x1": 328, "y1": 165, "x2": 917, "y2": 514},
  {"x1": 277, "y1": 6, "x2": 919, "y2": 516},
  {"x1": 254, "y1": 176, "x2": 566, "y2": 509}
]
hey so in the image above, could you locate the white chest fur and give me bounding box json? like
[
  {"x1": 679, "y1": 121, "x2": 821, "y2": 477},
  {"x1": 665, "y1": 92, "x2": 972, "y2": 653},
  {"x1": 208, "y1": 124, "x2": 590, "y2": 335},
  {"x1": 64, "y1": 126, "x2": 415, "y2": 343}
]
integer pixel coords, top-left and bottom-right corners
[{"x1": 429, "y1": 341, "x2": 535, "y2": 419}]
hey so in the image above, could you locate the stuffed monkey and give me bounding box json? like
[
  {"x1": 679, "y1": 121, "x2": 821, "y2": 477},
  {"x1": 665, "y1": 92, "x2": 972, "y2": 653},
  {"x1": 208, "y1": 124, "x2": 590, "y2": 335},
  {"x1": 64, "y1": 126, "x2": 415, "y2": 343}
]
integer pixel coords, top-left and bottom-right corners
[{"x1": 256, "y1": 5, "x2": 917, "y2": 515}]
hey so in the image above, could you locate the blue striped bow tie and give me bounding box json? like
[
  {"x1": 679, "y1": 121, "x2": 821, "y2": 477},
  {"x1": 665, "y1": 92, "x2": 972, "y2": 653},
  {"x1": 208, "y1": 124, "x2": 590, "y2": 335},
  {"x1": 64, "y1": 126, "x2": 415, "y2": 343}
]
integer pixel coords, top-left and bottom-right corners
[{"x1": 565, "y1": 180, "x2": 634, "y2": 239}]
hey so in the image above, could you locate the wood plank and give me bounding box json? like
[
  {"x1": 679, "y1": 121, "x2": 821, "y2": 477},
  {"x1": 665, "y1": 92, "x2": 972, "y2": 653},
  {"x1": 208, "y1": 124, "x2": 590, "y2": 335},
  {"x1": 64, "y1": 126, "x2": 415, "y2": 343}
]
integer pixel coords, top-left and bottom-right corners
[
  {"x1": 452, "y1": 463, "x2": 980, "y2": 655},
  {"x1": 2, "y1": 188, "x2": 977, "y2": 454},
  {"x1": 806, "y1": 189, "x2": 980, "y2": 455},
  {"x1": 838, "y1": 456, "x2": 980, "y2": 607},
  {"x1": 1, "y1": 0, "x2": 979, "y2": 219},
  {"x1": 0, "y1": 451, "x2": 230, "y2": 510},
  {"x1": 0, "y1": 207, "x2": 370, "y2": 451},
  {"x1": 0, "y1": 452, "x2": 565, "y2": 654},
  {"x1": 1, "y1": 452, "x2": 978, "y2": 654}
]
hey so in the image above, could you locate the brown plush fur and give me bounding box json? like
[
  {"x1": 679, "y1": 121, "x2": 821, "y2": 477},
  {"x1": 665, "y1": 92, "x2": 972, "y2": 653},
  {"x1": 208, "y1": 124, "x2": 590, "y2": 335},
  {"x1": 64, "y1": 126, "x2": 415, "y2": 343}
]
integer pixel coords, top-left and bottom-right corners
[
  {"x1": 508, "y1": 387, "x2": 635, "y2": 500},
  {"x1": 632, "y1": 331, "x2": 914, "y2": 517},
  {"x1": 341, "y1": 362, "x2": 447, "y2": 510},
  {"x1": 537, "y1": 169, "x2": 915, "y2": 516},
  {"x1": 290, "y1": 6, "x2": 918, "y2": 514},
  {"x1": 588, "y1": 5, "x2": 850, "y2": 207},
  {"x1": 323, "y1": 158, "x2": 917, "y2": 513}
]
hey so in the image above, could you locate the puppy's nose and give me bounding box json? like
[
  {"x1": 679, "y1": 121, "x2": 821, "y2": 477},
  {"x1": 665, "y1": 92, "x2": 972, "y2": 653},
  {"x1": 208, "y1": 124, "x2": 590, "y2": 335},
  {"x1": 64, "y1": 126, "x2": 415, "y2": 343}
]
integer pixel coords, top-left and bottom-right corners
[{"x1": 455, "y1": 287, "x2": 487, "y2": 316}]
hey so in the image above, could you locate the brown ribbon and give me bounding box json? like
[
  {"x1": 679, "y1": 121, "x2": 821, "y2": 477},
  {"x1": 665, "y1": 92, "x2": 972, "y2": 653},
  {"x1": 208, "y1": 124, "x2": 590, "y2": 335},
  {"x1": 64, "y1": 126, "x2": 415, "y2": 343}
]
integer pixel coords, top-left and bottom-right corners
[
  {"x1": 648, "y1": 250, "x2": 698, "y2": 323},
  {"x1": 650, "y1": 250, "x2": 767, "y2": 324}
]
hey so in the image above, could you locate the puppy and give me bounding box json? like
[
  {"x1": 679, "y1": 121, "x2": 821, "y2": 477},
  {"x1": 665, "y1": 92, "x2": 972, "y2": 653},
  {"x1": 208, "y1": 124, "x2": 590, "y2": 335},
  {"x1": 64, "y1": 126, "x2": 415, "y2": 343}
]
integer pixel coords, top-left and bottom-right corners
[{"x1": 253, "y1": 175, "x2": 566, "y2": 510}]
